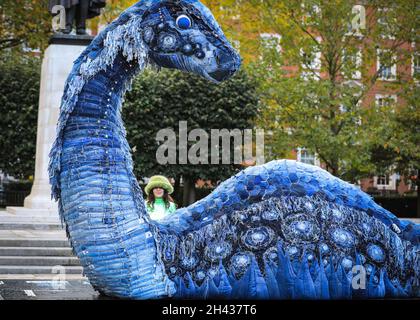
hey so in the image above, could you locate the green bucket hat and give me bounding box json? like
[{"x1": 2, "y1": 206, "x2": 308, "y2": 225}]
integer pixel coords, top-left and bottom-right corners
[{"x1": 145, "y1": 175, "x2": 174, "y2": 195}]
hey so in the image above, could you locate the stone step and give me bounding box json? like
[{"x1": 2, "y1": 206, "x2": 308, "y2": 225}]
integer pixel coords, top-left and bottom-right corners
[
  {"x1": 0, "y1": 212, "x2": 63, "y2": 230},
  {"x1": 2, "y1": 217, "x2": 61, "y2": 225},
  {"x1": 0, "y1": 247, "x2": 73, "y2": 257},
  {"x1": 0, "y1": 265, "x2": 83, "y2": 275},
  {"x1": 0, "y1": 212, "x2": 60, "y2": 220},
  {"x1": 0, "y1": 238, "x2": 70, "y2": 247},
  {"x1": 0, "y1": 221, "x2": 63, "y2": 230},
  {"x1": 0, "y1": 274, "x2": 87, "y2": 280},
  {"x1": 0, "y1": 230, "x2": 66, "y2": 238},
  {"x1": 0, "y1": 213, "x2": 60, "y2": 220},
  {"x1": 0, "y1": 256, "x2": 80, "y2": 266},
  {"x1": 5, "y1": 207, "x2": 58, "y2": 216},
  {"x1": 0, "y1": 230, "x2": 69, "y2": 247}
]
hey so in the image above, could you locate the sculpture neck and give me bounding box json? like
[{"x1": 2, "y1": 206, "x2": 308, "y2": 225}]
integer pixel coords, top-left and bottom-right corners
[
  {"x1": 102, "y1": 52, "x2": 140, "y2": 91},
  {"x1": 66, "y1": 54, "x2": 142, "y2": 138},
  {"x1": 61, "y1": 52, "x2": 175, "y2": 299}
]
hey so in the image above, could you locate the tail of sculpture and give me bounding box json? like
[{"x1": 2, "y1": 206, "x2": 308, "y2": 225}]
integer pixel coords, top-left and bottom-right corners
[{"x1": 156, "y1": 160, "x2": 419, "y2": 299}]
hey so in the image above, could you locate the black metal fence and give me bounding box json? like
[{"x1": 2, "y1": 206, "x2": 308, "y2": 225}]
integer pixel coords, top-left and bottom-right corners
[
  {"x1": 0, "y1": 180, "x2": 32, "y2": 207},
  {"x1": 0, "y1": 190, "x2": 31, "y2": 207},
  {"x1": 373, "y1": 196, "x2": 417, "y2": 218}
]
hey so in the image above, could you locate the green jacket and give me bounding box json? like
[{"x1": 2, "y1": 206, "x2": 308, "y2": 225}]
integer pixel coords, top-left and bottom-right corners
[{"x1": 146, "y1": 198, "x2": 176, "y2": 220}]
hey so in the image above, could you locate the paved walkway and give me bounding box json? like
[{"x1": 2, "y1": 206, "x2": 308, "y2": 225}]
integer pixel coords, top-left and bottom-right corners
[{"x1": 0, "y1": 279, "x2": 103, "y2": 300}]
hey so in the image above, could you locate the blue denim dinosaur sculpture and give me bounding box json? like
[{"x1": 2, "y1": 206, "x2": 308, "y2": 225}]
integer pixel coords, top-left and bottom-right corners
[{"x1": 49, "y1": 0, "x2": 419, "y2": 299}]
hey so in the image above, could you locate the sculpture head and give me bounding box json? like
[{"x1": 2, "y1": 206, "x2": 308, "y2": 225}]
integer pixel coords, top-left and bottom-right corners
[{"x1": 135, "y1": 0, "x2": 241, "y2": 82}]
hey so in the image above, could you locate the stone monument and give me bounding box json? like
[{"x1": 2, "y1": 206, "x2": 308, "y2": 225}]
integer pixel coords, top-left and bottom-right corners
[
  {"x1": 48, "y1": 0, "x2": 106, "y2": 35},
  {"x1": 6, "y1": 3, "x2": 105, "y2": 217}
]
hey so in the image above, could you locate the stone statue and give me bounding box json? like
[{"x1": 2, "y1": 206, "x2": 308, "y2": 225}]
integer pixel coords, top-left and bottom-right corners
[{"x1": 49, "y1": 0, "x2": 106, "y2": 35}]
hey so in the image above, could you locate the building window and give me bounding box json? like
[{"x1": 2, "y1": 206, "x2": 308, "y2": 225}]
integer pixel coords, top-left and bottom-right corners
[
  {"x1": 260, "y1": 33, "x2": 282, "y2": 53},
  {"x1": 377, "y1": 175, "x2": 390, "y2": 186},
  {"x1": 342, "y1": 49, "x2": 362, "y2": 79},
  {"x1": 377, "y1": 49, "x2": 397, "y2": 81},
  {"x1": 301, "y1": 3, "x2": 321, "y2": 25},
  {"x1": 259, "y1": 34, "x2": 282, "y2": 73},
  {"x1": 375, "y1": 94, "x2": 397, "y2": 108},
  {"x1": 297, "y1": 148, "x2": 318, "y2": 166},
  {"x1": 300, "y1": 38, "x2": 322, "y2": 80},
  {"x1": 373, "y1": 173, "x2": 398, "y2": 190},
  {"x1": 413, "y1": 52, "x2": 420, "y2": 79},
  {"x1": 301, "y1": 49, "x2": 321, "y2": 71},
  {"x1": 377, "y1": 8, "x2": 396, "y2": 39},
  {"x1": 378, "y1": 63, "x2": 394, "y2": 80}
]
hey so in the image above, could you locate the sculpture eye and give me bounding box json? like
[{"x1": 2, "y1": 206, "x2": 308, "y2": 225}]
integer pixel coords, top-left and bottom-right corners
[{"x1": 176, "y1": 15, "x2": 192, "y2": 29}]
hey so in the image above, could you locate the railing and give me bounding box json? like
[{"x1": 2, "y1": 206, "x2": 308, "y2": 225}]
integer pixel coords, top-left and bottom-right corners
[{"x1": 0, "y1": 190, "x2": 30, "y2": 207}]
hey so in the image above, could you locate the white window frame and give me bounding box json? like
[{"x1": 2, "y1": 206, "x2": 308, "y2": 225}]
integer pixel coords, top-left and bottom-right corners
[
  {"x1": 412, "y1": 51, "x2": 420, "y2": 80},
  {"x1": 373, "y1": 173, "x2": 398, "y2": 190},
  {"x1": 377, "y1": 7, "x2": 396, "y2": 40},
  {"x1": 300, "y1": 37, "x2": 322, "y2": 80},
  {"x1": 300, "y1": 48, "x2": 322, "y2": 70},
  {"x1": 353, "y1": 50, "x2": 362, "y2": 79},
  {"x1": 377, "y1": 49, "x2": 397, "y2": 81},
  {"x1": 301, "y1": 3, "x2": 321, "y2": 25},
  {"x1": 342, "y1": 48, "x2": 362, "y2": 80},
  {"x1": 260, "y1": 33, "x2": 282, "y2": 53},
  {"x1": 296, "y1": 148, "x2": 320, "y2": 167},
  {"x1": 375, "y1": 94, "x2": 397, "y2": 108}
]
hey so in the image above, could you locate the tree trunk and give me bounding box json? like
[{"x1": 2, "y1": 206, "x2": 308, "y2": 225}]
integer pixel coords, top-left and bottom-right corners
[
  {"x1": 183, "y1": 176, "x2": 196, "y2": 207},
  {"x1": 330, "y1": 158, "x2": 339, "y2": 177}
]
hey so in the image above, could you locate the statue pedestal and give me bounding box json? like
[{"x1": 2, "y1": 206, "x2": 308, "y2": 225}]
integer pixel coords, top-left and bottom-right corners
[{"x1": 6, "y1": 35, "x2": 93, "y2": 218}]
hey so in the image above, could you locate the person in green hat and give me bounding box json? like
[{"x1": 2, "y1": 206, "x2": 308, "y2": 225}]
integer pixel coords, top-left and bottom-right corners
[{"x1": 144, "y1": 175, "x2": 177, "y2": 220}]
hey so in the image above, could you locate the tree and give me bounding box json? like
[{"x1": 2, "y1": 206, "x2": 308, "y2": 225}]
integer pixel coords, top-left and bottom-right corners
[
  {"x1": 0, "y1": 54, "x2": 40, "y2": 179},
  {"x1": 371, "y1": 83, "x2": 420, "y2": 216},
  {"x1": 0, "y1": 1, "x2": 51, "y2": 52},
  {"x1": 0, "y1": 0, "x2": 139, "y2": 53},
  {"x1": 246, "y1": 0, "x2": 417, "y2": 182},
  {"x1": 89, "y1": 0, "x2": 137, "y2": 31},
  {"x1": 123, "y1": 69, "x2": 261, "y2": 206}
]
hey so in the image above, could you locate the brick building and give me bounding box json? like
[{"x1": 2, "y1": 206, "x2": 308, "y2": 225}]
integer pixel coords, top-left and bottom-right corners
[{"x1": 256, "y1": 4, "x2": 418, "y2": 196}]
